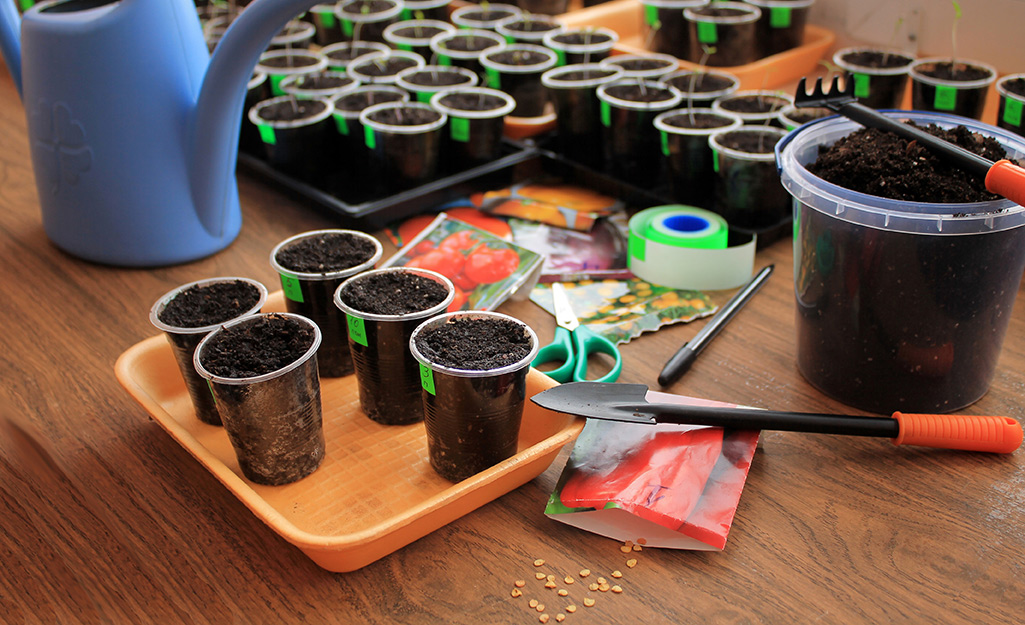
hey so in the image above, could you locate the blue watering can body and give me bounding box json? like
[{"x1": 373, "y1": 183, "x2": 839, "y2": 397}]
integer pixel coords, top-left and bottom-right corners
[{"x1": 0, "y1": 0, "x2": 323, "y2": 266}]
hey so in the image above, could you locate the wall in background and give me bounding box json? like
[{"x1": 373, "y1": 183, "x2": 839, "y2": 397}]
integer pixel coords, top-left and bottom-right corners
[{"x1": 809, "y1": 0, "x2": 1024, "y2": 74}]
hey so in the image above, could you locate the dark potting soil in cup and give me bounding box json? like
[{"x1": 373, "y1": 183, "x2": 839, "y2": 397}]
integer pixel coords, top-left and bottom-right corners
[
  {"x1": 391, "y1": 25, "x2": 446, "y2": 40},
  {"x1": 257, "y1": 98, "x2": 328, "y2": 122},
  {"x1": 605, "y1": 83, "x2": 676, "y2": 104},
  {"x1": 414, "y1": 317, "x2": 533, "y2": 370},
  {"x1": 797, "y1": 125, "x2": 1023, "y2": 413},
  {"x1": 913, "y1": 62, "x2": 993, "y2": 119},
  {"x1": 325, "y1": 43, "x2": 385, "y2": 65},
  {"x1": 157, "y1": 281, "x2": 261, "y2": 328},
  {"x1": 552, "y1": 31, "x2": 613, "y2": 47},
  {"x1": 688, "y1": 6, "x2": 758, "y2": 66},
  {"x1": 200, "y1": 314, "x2": 316, "y2": 378},
  {"x1": 614, "y1": 58, "x2": 674, "y2": 73},
  {"x1": 668, "y1": 111, "x2": 736, "y2": 130},
  {"x1": 1003, "y1": 77, "x2": 1025, "y2": 97},
  {"x1": 841, "y1": 50, "x2": 914, "y2": 69},
  {"x1": 340, "y1": 271, "x2": 449, "y2": 314},
  {"x1": 505, "y1": 19, "x2": 560, "y2": 34},
  {"x1": 917, "y1": 61, "x2": 991, "y2": 82},
  {"x1": 716, "y1": 129, "x2": 776, "y2": 153},
  {"x1": 665, "y1": 72, "x2": 736, "y2": 93},
  {"x1": 258, "y1": 54, "x2": 321, "y2": 70},
  {"x1": 489, "y1": 49, "x2": 550, "y2": 66},
  {"x1": 442, "y1": 35, "x2": 500, "y2": 53},
  {"x1": 717, "y1": 94, "x2": 786, "y2": 115},
  {"x1": 335, "y1": 89, "x2": 406, "y2": 112},
  {"x1": 438, "y1": 92, "x2": 507, "y2": 110},
  {"x1": 367, "y1": 106, "x2": 441, "y2": 125},
  {"x1": 276, "y1": 231, "x2": 379, "y2": 272},
  {"x1": 404, "y1": 70, "x2": 470, "y2": 87},
  {"x1": 458, "y1": 8, "x2": 518, "y2": 24},
  {"x1": 782, "y1": 107, "x2": 832, "y2": 127},
  {"x1": 352, "y1": 56, "x2": 419, "y2": 78},
  {"x1": 290, "y1": 73, "x2": 355, "y2": 91}
]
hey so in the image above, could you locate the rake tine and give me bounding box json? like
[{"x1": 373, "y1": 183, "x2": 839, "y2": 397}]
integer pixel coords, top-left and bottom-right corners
[{"x1": 813, "y1": 76, "x2": 824, "y2": 97}]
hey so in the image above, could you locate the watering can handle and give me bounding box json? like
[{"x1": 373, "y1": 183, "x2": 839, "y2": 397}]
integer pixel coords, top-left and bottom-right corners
[{"x1": 0, "y1": 0, "x2": 22, "y2": 94}]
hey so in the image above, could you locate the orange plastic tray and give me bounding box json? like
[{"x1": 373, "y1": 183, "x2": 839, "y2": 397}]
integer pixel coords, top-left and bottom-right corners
[
  {"x1": 115, "y1": 292, "x2": 583, "y2": 572},
  {"x1": 558, "y1": 0, "x2": 836, "y2": 90}
]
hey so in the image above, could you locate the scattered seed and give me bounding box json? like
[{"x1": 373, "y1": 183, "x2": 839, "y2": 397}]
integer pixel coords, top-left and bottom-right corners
[
  {"x1": 611, "y1": 570, "x2": 623, "y2": 578},
  {"x1": 534, "y1": 559, "x2": 546, "y2": 567},
  {"x1": 545, "y1": 581, "x2": 557, "y2": 589},
  {"x1": 599, "y1": 583, "x2": 610, "y2": 592},
  {"x1": 539, "y1": 614, "x2": 550, "y2": 623},
  {"x1": 536, "y1": 604, "x2": 545, "y2": 613},
  {"x1": 566, "y1": 605, "x2": 577, "y2": 614},
  {"x1": 556, "y1": 615, "x2": 566, "y2": 622},
  {"x1": 557, "y1": 589, "x2": 569, "y2": 597},
  {"x1": 588, "y1": 582, "x2": 599, "y2": 591},
  {"x1": 579, "y1": 569, "x2": 591, "y2": 578},
  {"x1": 626, "y1": 559, "x2": 638, "y2": 568},
  {"x1": 535, "y1": 572, "x2": 547, "y2": 580},
  {"x1": 564, "y1": 576, "x2": 574, "y2": 584},
  {"x1": 620, "y1": 545, "x2": 633, "y2": 553},
  {"x1": 547, "y1": 575, "x2": 556, "y2": 582},
  {"x1": 633, "y1": 544, "x2": 642, "y2": 552},
  {"x1": 611, "y1": 585, "x2": 623, "y2": 594},
  {"x1": 529, "y1": 599, "x2": 539, "y2": 609},
  {"x1": 583, "y1": 598, "x2": 596, "y2": 607},
  {"x1": 511, "y1": 588, "x2": 523, "y2": 598},
  {"x1": 597, "y1": 577, "x2": 607, "y2": 584},
  {"x1": 637, "y1": 538, "x2": 647, "y2": 545},
  {"x1": 515, "y1": 580, "x2": 526, "y2": 588}
]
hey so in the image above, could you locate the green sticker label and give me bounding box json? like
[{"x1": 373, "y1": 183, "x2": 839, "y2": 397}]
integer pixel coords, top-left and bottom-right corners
[
  {"x1": 316, "y1": 10, "x2": 337, "y2": 28},
  {"x1": 934, "y1": 84, "x2": 958, "y2": 111},
  {"x1": 416, "y1": 90, "x2": 432, "y2": 103},
  {"x1": 206, "y1": 379, "x2": 217, "y2": 403},
  {"x1": 504, "y1": 34, "x2": 516, "y2": 44},
  {"x1": 697, "y1": 21, "x2": 718, "y2": 44},
  {"x1": 269, "y1": 74, "x2": 286, "y2": 96},
  {"x1": 451, "y1": 117, "x2": 471, "y2": 142},
  {"x1": 644, "y1": 4, "x2": 659, "y2": 26},
  {"x1": 660, "y1": 129, "x2": 670, "y2": 156},
  {"x1": 280, "y1": 273, "x2": 304, "y2": 303},
  {"x1": 770, "y1": 7, "x2": 792, "y2": 28},
  {"x1": 628, "y1": 232, "x2": 647, "y2": 262},
  {"x1": 398, "y1": 43, "x2": 413, "y2": 52},
  {"x1": 334, "y1": 113, "x2": 350, "y2": 135},
  {"x1": 712, "y1": 149, "x2": 720, "y2": 173},
  {"x1": 1003, "y1": 98, "x2": 1024, "y2": 126},
  {"x1": 853, "y1": 72, "x2": 871, "y2": 98},
  {"x1": 555, "y1": 48, "x2": 567, "y2": 67},
  {"x1": 257, "y1": 124, "x2": 276, "y2": 145},
  {"x1": 342, "y1": 19, "x2": 354, "y2": 38},
  {"x1": 401, "y1": 8, "x2": 412, "y2": 20},
  {"x1": 364, "y1": 125, "x2": 376, "y2": 149},
  {"x1": 486, "y1": 68, "x2": 501, "y2": 89},
  {"x1": 419, "y1": 362, "x2": 436, "y2": 395},
  {"x1": 20, "y1": 0, "x2": 35, "y2": 10},
  {"x1": 346, "y1": 314, "x2": 368, "y2": 346},
  {"x1": 438, "y1": 54, "x2": 452, "y2": 67},
  {"x1": 600, "y1": 99, "x2": 611, "y2": 127}
]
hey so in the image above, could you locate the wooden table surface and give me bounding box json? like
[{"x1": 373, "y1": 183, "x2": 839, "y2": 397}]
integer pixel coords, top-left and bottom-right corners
[{"x1": 1, "y1": 63, "x2": 1023, "y2": 625}]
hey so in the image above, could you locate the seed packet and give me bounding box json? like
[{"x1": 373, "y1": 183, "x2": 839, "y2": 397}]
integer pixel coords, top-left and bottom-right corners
[{"x1": 470, "y1": 181, "x2": 624, "y2": 231}]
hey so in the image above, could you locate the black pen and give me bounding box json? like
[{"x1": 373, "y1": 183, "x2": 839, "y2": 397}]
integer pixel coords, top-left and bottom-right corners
[{"x1": 657, "y1": 264, "x2": 775, "y2": 387}]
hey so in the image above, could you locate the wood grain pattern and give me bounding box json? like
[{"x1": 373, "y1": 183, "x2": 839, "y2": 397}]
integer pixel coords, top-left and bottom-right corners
[{"x1": 0, "y1": 63, "x2": 1022, "y2": 625}]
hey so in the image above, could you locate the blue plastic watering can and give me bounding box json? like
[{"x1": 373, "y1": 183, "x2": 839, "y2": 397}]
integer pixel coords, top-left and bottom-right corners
[{"x1": 0, "y1": 0, "x2": 324, "y2": 266}]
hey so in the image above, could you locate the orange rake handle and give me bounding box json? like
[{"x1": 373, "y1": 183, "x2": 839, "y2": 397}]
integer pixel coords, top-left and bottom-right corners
[{"x1": 892, "y1": 412, "x2": 1023, "y2": 453}]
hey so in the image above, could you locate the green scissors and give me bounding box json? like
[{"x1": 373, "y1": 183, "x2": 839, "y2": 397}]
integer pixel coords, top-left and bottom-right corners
[{"x1": 532, "y1": 283, "x2": 623, "y2": 383}]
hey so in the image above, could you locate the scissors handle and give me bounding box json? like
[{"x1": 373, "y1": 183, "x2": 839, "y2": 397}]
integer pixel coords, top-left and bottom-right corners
[
  {"x1": 571, "y1": 324, "x2": 622, "y2": 383},
  {"x1": 532, "y1": 326, "x2": 576, "y2": 383}
]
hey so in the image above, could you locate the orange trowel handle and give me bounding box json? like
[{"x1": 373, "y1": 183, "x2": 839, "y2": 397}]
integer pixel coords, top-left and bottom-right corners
[
  {"x1": 986, "y1": 160, "x2": 1025, "y2": 207},
  {"x1": 892, "y1": 412, "x2": 1023, "y2": 453}
]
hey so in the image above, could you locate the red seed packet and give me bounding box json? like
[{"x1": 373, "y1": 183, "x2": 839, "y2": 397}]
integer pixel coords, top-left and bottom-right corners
[{"x1": 545, "y1": 392, "x2": 759, "y2": 550}]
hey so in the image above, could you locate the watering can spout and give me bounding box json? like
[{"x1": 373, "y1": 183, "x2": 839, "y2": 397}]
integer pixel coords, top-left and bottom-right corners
[{"x1": 0, "y1": 0, "x2": 22, "y2": 95}]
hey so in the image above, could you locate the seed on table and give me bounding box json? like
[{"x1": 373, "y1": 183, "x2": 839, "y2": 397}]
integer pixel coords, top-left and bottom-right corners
[
  {"x1": 547, "y1": 575, "x2": 556, "y2": 582},
  {"x1": 626, "y1": 559, "x2": 638, "y2": 568},
  {"x1": 529, "y1": 599, "x2": 539, "y2": 608},
  {"x1": 515, "y1": 580, "x2": 527, "y2": 588},
  {"x1": 566, "y1": 605, "x2": 577, "y2": 613},
  {"x1": 511, "y1": 589, "x2": 523, "y2": 598},
  {"x1": 579, "y1": 569, "x2": 591, "y2": 578},
  {"x1": 545, "y1": 580, "x2": 557, "y2": 589},
  {"x1": 637, "y1": 538, "x2": 647, "y2": 545},
  {"x1": 612, "y1": 585, "x2": 623, "y2": 594},
  {"x1": 536, "y1": 604, "x2": 545, "y2": 613},
  {"x1": 599, "y1": 583, "x2": 610, "y2": 592},
  {"x1": 611, "y1": 570, "x2": 623, "y2": 578},
  {"x1": 536, "y1": 573, "x2": 547, "y2": 580},
  {"x1": 557, "y1": 589, "x2": 569, "y2": 597},
  {"x1": 597, "y1": 577, "x2": 607, "y2": 584},
  {"x1": 564, "y1": 576, "x2": 574, "y2": 584},
  {"x1": 620, "y1": 545, "x2": 633, "y2": 553},
  {"x1": 588, "y1": 582, "x2": 599, "y2": 591},
  {"x1": 633, "y1": 544, "x2": 642, "y2": 552},
  {"x1": 556, "y1": 615, "x2": 566, "y2": 622},
  {"x1": 534, "y1": 559, "x2": 546, "y2": 567},
  {"x1": 539, "y1": 614, "x2": 550, "y2": 623},
  {"x1": 583, "y1": 598, "x2": 596, "y2": 607}
]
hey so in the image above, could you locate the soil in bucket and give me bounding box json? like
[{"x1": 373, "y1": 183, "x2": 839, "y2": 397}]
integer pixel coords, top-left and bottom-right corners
[{"x1": 796, "y1": 122, "x2": 1025, "y2": 413}]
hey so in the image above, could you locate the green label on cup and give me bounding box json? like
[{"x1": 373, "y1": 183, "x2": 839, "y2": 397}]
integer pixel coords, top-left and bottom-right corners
[
  {"x1": 346, "y1": 314, "x2": 368, "y2": 346},
  {"x1": 419, "y1": 362, "x2": 436, "y2": 395},
  {"x1": 1004, "y1": 98, "x2": 1024, "y2": 126},
  {"x1": 269, "y1": 74, "x2": 286, "y2": 96},
  {"x1": 334, "y1": 113, "x2": 350, "y2": 135},
  {"x1": 712, "y1": 149, "x2": 720, "y2": 173},
  {"x1": 660, "y1": 130, "x2": 669, "y2": 156},
  {"x1": 555, "y1": 48, "x2": 567, "y2": 67},
  {"x1": 628, "y1": 232, "x2": 647, "y2": 262},
  {"x1": 600, "y1": 99, "x2": 611, "y2": 127},
  {"x1": 398, "y1": 43, "x2": 413, "y2": 52},
  {"x1": 934, "y1": 84, "x2": 958, "y2": 111},
  {"x1": 504, "y1": 34, "x2": 516, "y2": 44},
  {"x1": 364, "y1": 125, "x2": 376, "y2": 149},
  {"x1": 644, "y1": 4, "x2": 659, "y2": 26},
  {"x1": 416, "y1": 90, "x2": 432, "y2": 103},
  {"x1": 439, "y1": 54, "x2": 452, "y2": 66},
  {"x1": 257, "y1": 124, "x2": 276, "y2": 145},
  {"x1": 280, "y1": 273, "x2": 304, "y2": 303},
  {"x1": 401, "y1": 8, "x2": 411, "y2": 20},
  {"x1": 20, "y1": 0, "x2": 35, "y2": 9},
  {"x1": 697, "y1": 21, "x2": 717, "y2": 44},
  {"x1": 206, "y1": 379, "x2": 217, "y2": 403},
  {"x1": 317, "y1": 10, "x2": 337, "y2": 28},
  {"x1": 770, "y1": 7, "x2": 792, "y2": 28},
  {"x1": 486, "y1": 68, "x2": 501, "y2": 89},
  {"x1": 853, "y1": 73, "x2": 871, "y2": 98},
  {"x1": 451, "y1": 117, "x2": 471, "y2": 143},
  {"x1": 342, "y1": 19, "x2": 354, "y2": 37}
]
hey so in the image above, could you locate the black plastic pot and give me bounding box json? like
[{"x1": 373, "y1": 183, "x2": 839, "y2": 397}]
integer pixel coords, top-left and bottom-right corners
[
  {"x1": 150, "y1": 277, "x2": 268, "y2": 427},
  {"x1": 240, "y1": 72, "x2": 269, "y2": 155},
  {"x1": 683, "y1": 2, "x2": 761, "y2": 66},
  {"x1": 542, "y1": 27, "x2": 619, "y2": 66},
  {"x1": 396, "y1": 65, "x2": 479, "y2": 104},
  {"x1": 600, "y1": 53, "x2": 680, "y2": 80},
  {"x1": 494, "y1": 15, "x2": 564, "y2": 44},
  {"x1": 194, "y1": 313, "x2": 325, "y2": 486},
  {"x1": 654, "y1": 108, "x2": 742, "y2": 209},
  {"x1": 383, "y1": 19, "x2": 455, "y2": 59},
  {"x1": 711, "y1": 90, "x2": 793, "y2": 126},
  {"x1": 480, "y1": 44, "x2": 558, "y2": 118},
  {"x1": 541, "y1": 63, "x2": 625, "y2": 168},
  {"x1": 909, "y1": 58, "x2": 997, "y2": 121},
  {"x1": 431, "y1": 87, "x2": 517, "y2": 169},
  {"x1": 660, "y1": 68, "x2": 740, "y2": 109},
  {"x1": 270, "y1": 229, "x2": 384, "y2": 378},
  {"x1": 451, "y1": 3, "x2": 523, "y2": 30},
  {"x1": 401, "y1": 0, "x2": 451, "y2": 22},
  {"x1": 322, "y1": 41, "x2": 391, "y2": 71},
  {"x1": 310, "y1": 3, "x2": 344, "y2": 46},
  {"x1": 746, "y1": 0, "x2": 814, "y2": 57},
  {"x1": 336, "y1": 0, "x2": 404, "y2": 44},
  {"x1": 360, "y1": 101, "x2": 448, "y2": 191},
  {"x1": 514, "y1": 0, "x2": 570, "y2": 16},
  {"x1": 638, "y1": 0, "x2": 709, "y2": 61},
  {"x1": 346, "y1": 50, "x2": 427, "y2": 85},
  {"x1": 329, "y1": 85, "x2": 410, "y2": 197},
  {"x1": 709, "y1": 126, "x2": 790, "y2": 235},
  {"x1": 249, "y1": 96, "x2": 334, "y2": 183},
  {"x1": 832, "y1": 47, "x2": 915, "y2": 110},
  {"x1": 255, "y1": 49, "x2": 328, "y2": 97},
  {"x1": 596, "y1": 79, "x2": 683, "y2": 187},
  {"x1": 777, "y1": 104, "x2": 833, "y2": 131},
  {"x1": 997, "y1": 74, "x2": 1025, "y2": 138},
  {"x1": 334, "y1": 267, "x2": 454, "y2": 425},
  {"x1": 428, "y1": 29, "x2": 508, "y2": 75},
  {"x1": 409, "y1": 311, "x2": 540, "y2": 483}
]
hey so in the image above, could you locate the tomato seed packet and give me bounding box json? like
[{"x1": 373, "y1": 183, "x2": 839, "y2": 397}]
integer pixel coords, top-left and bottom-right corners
[
  {"x1": 545, "y1": 392, "x2": 760, "y2": 550},
  {"x1": 383, "y1": 213, "x2": 544, "y2": 312}
]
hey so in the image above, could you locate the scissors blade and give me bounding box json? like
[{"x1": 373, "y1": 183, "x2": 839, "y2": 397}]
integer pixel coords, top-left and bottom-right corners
[{"x1": 551, "y1": 283, "x2": 580, "y2": 332}]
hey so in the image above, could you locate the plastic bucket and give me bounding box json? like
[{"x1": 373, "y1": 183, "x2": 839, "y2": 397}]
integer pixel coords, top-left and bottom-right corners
[{"x1": 776, "y1": 111, "x2": 1025, "y2": 413}]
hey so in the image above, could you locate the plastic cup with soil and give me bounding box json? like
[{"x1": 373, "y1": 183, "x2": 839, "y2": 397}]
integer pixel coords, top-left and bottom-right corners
[
  {"x1": 346, "y1": 50, "x2": 427, "y2": 86},
  {"x1": 270, "y1": 229, "x2": 384, "y2": 378},
  {"x1": 711, "y1": 90, "x2": 793, "y2": 127},
  {"x1": 359, "y1": 101, "x2": 448, "y2": 191},
  {"x1": 660, "y1": 68, "x2": 740, "y2": 109},
  {"x1": 240, "y1": 72, "x2": 269, "y2": 155},
  {"x1": 542, "y1": 27, "x2": 619, "y2": 66},
  {"x1": 653, "y1": 107, "x2": 743, "y2": 209},
  {"x1": 194, "y1": 313, "x2": 325, "y2": 486},
  {"x1": 248, "y1": 95, "x2": 334, "y2": 183},
  {"x1": 683, "y1": 2, "x2": 761, "y2": 66},
  {"x1": 450, "y1": 3, "x2": 523, "y2": 31},
  {"x1": 150, "y1": 277, "x2": 268, "y2": 426},
  {"x1": 776, "y1": 104, "x2": 833, "y2": 131},
  {"x1": 832, "y1": 46, "x2": 915, "y2": 110},
  {"x1": 996, "y1": 74, "x2": 1025, "y2": 138},
  {"x1": 908, "y1": 57, "x2": 997, "y2": 121},
  {"x1": 599, "y1": 53, "x2": 681, "y2": 81},
  {"x1": 479, "y1": 44, "x2": 558, "y2": 118},
  {"x1": 280, "y1": 71, "x2": 360, "y2": 100},
  {"x1": 541, "y1": 63, "x2": 625, "y2": 168},
  {"x1": 513, "y1": 0, "x2": 570, "y2": 16},
  {"x1": 777, "y1": 111, "x2": 1025, "y2": 413},
  {"x1": 334, "y1": 268, "x2": 455, "y2": 425},
  {"x1": 638, "y1": 0, "x2": 708, "y2": 61},
  {"x1": 265, "y1": 19, "x2": 317, "y2": 50},
  {"x1": 494, "y1": 14, "x2": 565, "y2": 44},
  {"x1": 409, "y1": 311, "x2": 540, "y2": 483},
  {"x1": 329, "y1": 85, "x2": 409, "y2": 197},
  {"x1": 401, "y1": 0, "x2": 452, "y2": 22},
  {"x1": 596, "y1": 79, "x2": 684, "y2": 187},
  {"x1": 745, "y1": 0, "x2": 814, "y2": 58},
  {"x1": 396, "y1": 65, "x2": 479, "y2": 104},
  {"x1": 383, "y1": 20, "x2": 456, "y2": 60},
  {"x1": 322, "y1": 41, "x2": 391, "y2": 71},
  {"x1": 335, "y1": 0, "x2": 404, "y2": 44},
  {"x1": 255, "y1": 49, "x2": 329, "y2": 96},
  {"x1": 708, "y1": 126, "x2": 789, "y2": 236},
  {"x1": 310, "y1": 3, "x2": 345, "y2": 47},
  {"x1": 430, "y1": 87, "x2": 517, "y2": 169},
  {"x1": 429, "y1": 29, "x2": 508, "y2": 76}
]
